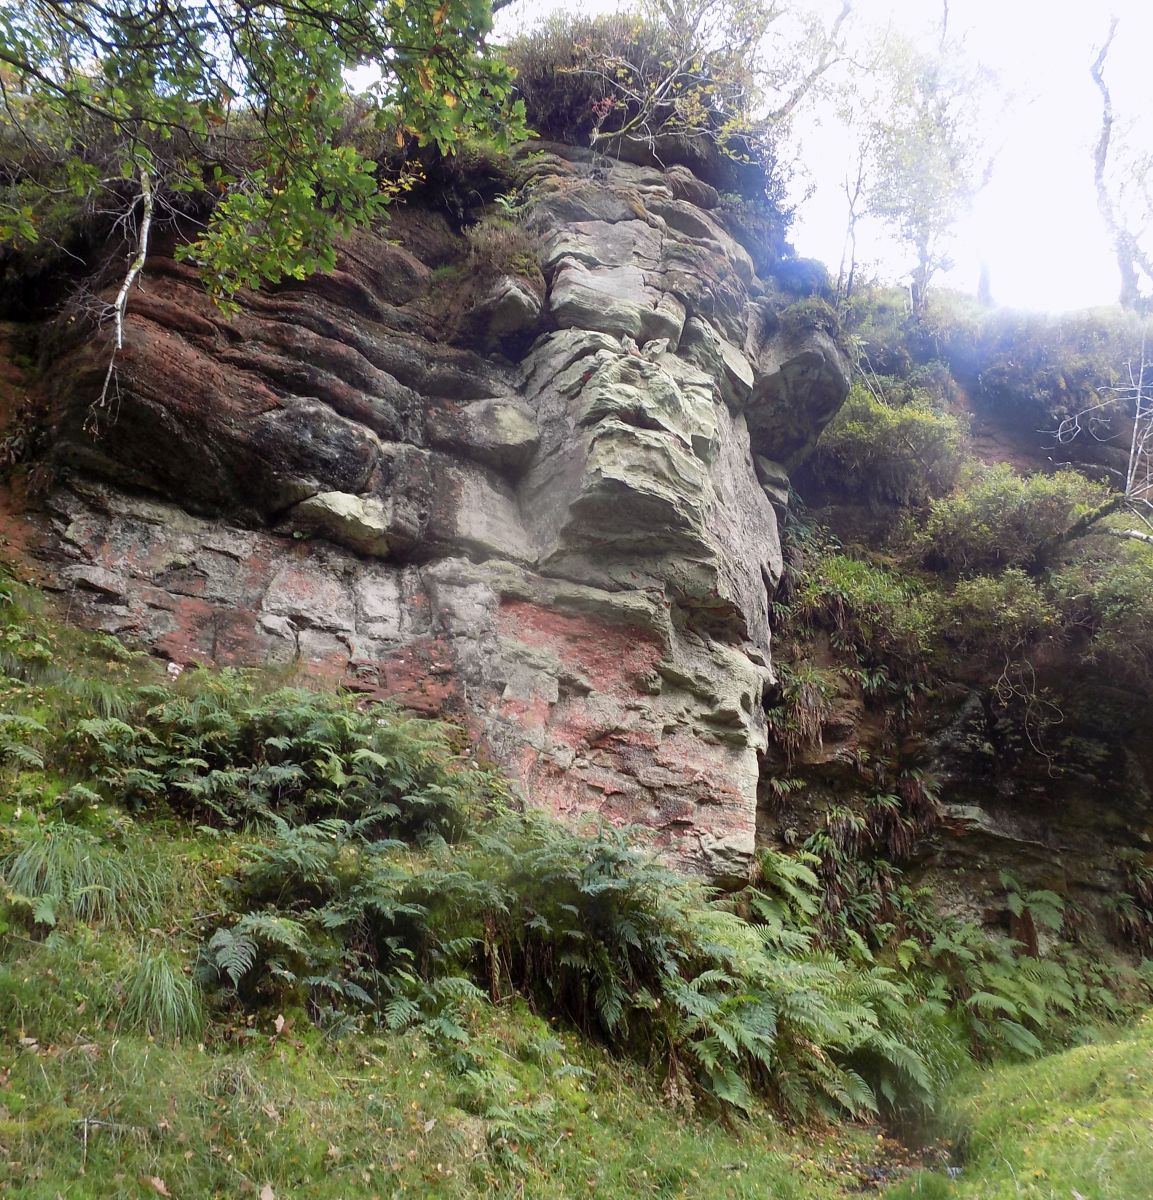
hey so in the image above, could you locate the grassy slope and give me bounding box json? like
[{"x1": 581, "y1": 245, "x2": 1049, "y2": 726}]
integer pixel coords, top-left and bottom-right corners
[
  {"x1": 2, "y1": 963, "x2": 873, "y2": 1200},
  {"x1": 889, "y1": 1016, "x2": 1153, "y2": 1200},
  {"x1": 1, "y1": 1032, "x2": 868, "y2": 1200},
  {"x1": 0, "y1": 572, "x2": 1151, "y2": 1199},
  {"x1": 0, "y1": 805, "x2": 871, "y2": 1199}
]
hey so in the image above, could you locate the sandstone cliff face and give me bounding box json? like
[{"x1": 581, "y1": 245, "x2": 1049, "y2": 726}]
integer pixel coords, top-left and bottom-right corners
[{"x1": 32, "y1": 145, "x2": 850, "y2": 878}]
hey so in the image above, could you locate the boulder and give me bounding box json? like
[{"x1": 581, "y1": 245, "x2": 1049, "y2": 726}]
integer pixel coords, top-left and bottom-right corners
[{"x1": 287, "y1": 491, "x2": 391, "y2": 556}]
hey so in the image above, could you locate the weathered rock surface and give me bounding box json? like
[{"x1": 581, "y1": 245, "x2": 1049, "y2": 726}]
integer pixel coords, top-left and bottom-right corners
[{"x1": 29, "y1": 145, "x2": 853, "y2": 878}]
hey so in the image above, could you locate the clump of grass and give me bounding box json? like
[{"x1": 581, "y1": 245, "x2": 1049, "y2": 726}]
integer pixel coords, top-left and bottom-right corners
[
  {"x1": 765, "y1": 660, "x2": 841, "y2": 762},
  {"x1": 0, "y1": 928, "x2": 206, "y2": 1044},
  {"x1": 2, "y1": 820, "x2": 167, "y2": 928},
  {"x1": 119, "y1": 948, "x2": 204, "y2": 1041}
]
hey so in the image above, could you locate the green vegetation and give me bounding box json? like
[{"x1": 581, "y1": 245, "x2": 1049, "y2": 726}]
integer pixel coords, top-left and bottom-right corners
[
  {"x1": 945, "y1": 307, "x2": 1150, "y2": 427},
  {"x1": 766, "y1": 298, "x2": 1153, "y2": 1125},
  {"x1": 889, "y1": 1014, "x2": 1153, "y2": 1200},
  {"x1": 0, "y1": 1, "x2": 525, "y2": 308},
  {"x1": 1051, "y1": 533, "x2": 1153, "y2": 690},
  {"x1": 465, "y1": 218, "x2": 544, "y2": 286},
  {"x1": 804, "y1": 382, "x2": 967, "y2": 507},
  {"x1": 913, "y1": 464, "x2": 1110, "y2": 574},
  {"x1": 792, "y1": 551, "x2": 935, "y2": 672},
  {"x1": 2, "y1": 1003, "x2": 882, "y2": 1200},
  {"x1": 1, "y1": 563, "x2": 1149, "y2": 1196},
  {"x1": 938, "y1": 569, "x2": 1056, "y2": 657}
]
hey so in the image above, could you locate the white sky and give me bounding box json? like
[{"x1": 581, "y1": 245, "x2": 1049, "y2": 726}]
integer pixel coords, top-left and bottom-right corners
[
  {"x1": 790, "y1": 0, "x2": 1153, "y2": 312},
  {"x1": 497, "y1": 0, "x2": 1153, "y2": 314}
]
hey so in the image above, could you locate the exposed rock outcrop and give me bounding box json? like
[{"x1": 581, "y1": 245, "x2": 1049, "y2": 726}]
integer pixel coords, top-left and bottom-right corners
[{"x1": 28, "y1": 145, "x2": 851, "y2": 878}]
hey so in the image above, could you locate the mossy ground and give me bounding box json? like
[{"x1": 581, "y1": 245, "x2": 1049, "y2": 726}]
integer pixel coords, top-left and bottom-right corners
[
  {"x1": 2, "y1": 976, "x2": 890, "y2": 1200},
  {"x1": 889, "y1": 1015, "x2": 1153, "y2": 1200}
]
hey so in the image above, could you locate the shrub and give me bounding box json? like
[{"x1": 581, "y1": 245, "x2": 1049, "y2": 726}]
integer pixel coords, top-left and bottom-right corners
[
  {"x1": 201, "y1": 809, "x2": 941, "y2": 1120},
  {"x1": 793, "y1": 552, "x2": 937, "y2": 670},
  {"x1": 840, "y1": 285, "x2": 913, "y2": 372},
  {"x1": 777, "y1": 295, "x2": 839, "y2": 337},
  {"x1": 784, "y1": 833, "x2": 1141, "y2": 1066},
  {"x1": 1052, "y1": 535, "x2": 1153, "y2": 690},
  {"x1": 507, "y1": 13, "x2": 655, "y2": 146},
  {"x1": 940, "y1": 569, "x2": 1059, "y2": 657},
  {"x1": 914, "y1": 464, "x2": 1110, "y2": 573},
  {"x1": 805, "y1": 382, "x2": 967, "y2": 506}
]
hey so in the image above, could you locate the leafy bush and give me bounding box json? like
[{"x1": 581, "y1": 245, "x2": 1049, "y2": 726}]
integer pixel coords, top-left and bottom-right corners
[
  {"x1": 939, "y1": 569, "x2": 1059, "y2": 657},
  {"x1": 788, "y1": 826, "x2": 1141, "y2": 1065},
  {"x1": 1110, "y1": 851, "x2": 1153, "y2": 953},
  {"x1": 507, "y1": 12, "x2": 664, "y2": 146},
  {"x1": 805, "y1": 382, "x2": 967, "y2": 506},
  {"x1": 914, "y1": 464, "x2": 1110, "y2": 573},
  {"x1": 778, "y1": 296, "x2": 840, "y2": 338},
  {"x1": 793, "y1": 552, "x2": 937, "y2": 671},
  {"x1": 1052, "y1": 535, "x2": 1153, "y2": 689},
  {"x1": 840, "y1": 285, "x2": 916, "y2": 374},
  {"x1": 504, "y1": 11, "x2": 784, "y2": 203}
]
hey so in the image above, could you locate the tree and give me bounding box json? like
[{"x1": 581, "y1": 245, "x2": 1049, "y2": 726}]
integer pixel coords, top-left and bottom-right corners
[
  {"x1": 1091, "y1": 17, "x2": 1153, "y2": 313},
  {"x1": 860, "y1": 35, "x2": 993, "y2": 318},
  {"x1": 830, "y1": 57, "x2": 882, "y2": 306},
  {"x1": 0, "y1": 1, "x2": 524, "y2": 405}
]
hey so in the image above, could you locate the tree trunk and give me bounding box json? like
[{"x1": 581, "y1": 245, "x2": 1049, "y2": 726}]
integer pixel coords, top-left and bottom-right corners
[{"x1": 1091, "y1": 18, "x2": 1153, "y2": 311}]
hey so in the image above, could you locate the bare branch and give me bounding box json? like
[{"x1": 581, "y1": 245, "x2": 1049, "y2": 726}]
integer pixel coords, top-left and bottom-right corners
[
  {"x1": 1102, "y1": 527, "x2": 1153, "y2": 545},
  {"x1": 88, "y1": 169, "x2": 153, "y2": 427},
  {"x1": 768, "y1": 0, "x2": 853, "y2": 123}
]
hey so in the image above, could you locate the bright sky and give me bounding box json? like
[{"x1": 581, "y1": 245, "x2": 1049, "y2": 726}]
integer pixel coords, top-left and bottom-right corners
[
  {"x1": 789, "y1": 0, "x2": 1153, "y2": 313},
  {"x1": 497, "y1": 0, "x2": 1153, "y2": 314}
]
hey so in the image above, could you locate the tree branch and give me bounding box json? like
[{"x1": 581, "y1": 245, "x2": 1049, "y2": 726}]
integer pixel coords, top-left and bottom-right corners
[
  {"x1": 91, "y1": 168, "x2": 153, "y2": 423},
  {"x1": 1102, "y1": 527, "x2": 1153, "y2": 545}
]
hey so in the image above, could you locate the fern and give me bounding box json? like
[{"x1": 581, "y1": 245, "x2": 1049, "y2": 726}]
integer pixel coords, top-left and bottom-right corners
[
  {"x1": 205, "y1": 927, "x2": 258, "y2": 987},
  {"x1": 0, "y1": 711, "x2": 47, "y2": 770}
]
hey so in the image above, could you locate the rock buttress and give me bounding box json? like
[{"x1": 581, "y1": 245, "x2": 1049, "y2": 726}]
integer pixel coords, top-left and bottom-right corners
[{"x1": 32, "y1": 146, "x2": 851, "y2": 879}]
